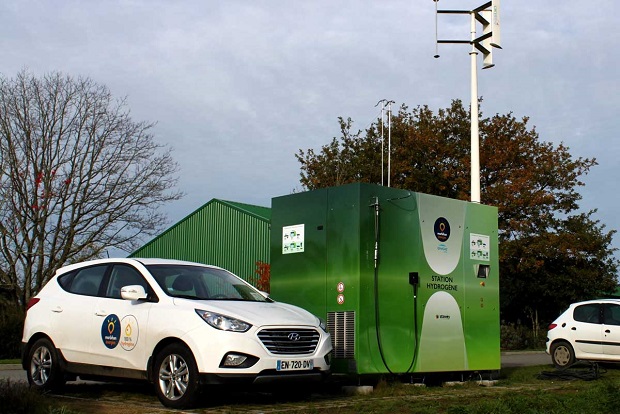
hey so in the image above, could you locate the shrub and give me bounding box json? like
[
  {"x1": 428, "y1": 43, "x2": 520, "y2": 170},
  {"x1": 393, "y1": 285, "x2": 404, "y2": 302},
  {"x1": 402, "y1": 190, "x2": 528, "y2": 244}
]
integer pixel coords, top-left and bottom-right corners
[
  {"x1": 500, "y1": 322, "x2": 547, "y2": 350},
  {"x1": 0, "y1": 306, "x2": 24, "y2": 359}
]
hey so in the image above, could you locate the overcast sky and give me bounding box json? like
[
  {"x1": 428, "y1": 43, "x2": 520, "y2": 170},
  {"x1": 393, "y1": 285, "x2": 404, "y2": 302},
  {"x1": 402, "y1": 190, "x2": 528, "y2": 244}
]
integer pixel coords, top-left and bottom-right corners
[{"x1": 1, "y1": 1, "x2": 618, "y2": 256}]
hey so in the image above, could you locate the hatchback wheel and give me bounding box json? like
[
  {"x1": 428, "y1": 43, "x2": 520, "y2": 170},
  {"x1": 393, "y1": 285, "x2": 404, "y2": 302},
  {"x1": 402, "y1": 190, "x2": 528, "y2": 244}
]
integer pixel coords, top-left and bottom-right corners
[
  {"x1": 551, "y1": 341, "x2": 575, "y2": 368},
  {"x1": 154, "y1": 343, "x2": 200, "y2": 408},
  {"x1": 26, "y1": 338, "x2": 65, "y2": 391}
]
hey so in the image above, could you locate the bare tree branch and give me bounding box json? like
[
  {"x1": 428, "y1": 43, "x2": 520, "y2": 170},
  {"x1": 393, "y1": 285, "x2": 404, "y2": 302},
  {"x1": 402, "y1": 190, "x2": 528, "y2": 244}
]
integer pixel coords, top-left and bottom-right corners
[{"x1": 0, "y1": 70, "x2": 183, "y2": 308}]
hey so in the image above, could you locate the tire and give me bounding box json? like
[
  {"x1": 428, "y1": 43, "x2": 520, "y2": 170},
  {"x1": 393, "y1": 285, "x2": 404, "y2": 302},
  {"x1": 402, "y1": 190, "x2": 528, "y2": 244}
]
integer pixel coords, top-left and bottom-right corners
[
  {"x1": 26, "y1": 338, "x2": 65, "y2": 392},
  {"x1": 551, "y1": 341, "x2": 576, "y2": 368},
  {"x1": 153, "y1": 343, "x2": 200, "y2": 408}
]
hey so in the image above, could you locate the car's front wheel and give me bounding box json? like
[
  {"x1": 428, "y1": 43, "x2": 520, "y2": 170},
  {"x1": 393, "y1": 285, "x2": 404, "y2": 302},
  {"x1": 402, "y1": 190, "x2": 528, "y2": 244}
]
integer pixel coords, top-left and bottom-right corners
[
  {"x1": 551, "y1": 341, "x2": 576, "y2": 368},
  {"x1": 153, "y1": 343, "x2": 200, "y2": 408},
  {"x1": 26, "y1": 338, "x2": 65, "y2": 392}
]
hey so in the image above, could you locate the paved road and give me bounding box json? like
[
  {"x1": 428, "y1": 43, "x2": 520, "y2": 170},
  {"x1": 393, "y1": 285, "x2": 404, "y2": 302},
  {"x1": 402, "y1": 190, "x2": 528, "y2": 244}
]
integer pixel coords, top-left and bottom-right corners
[
  {"x1": 501, "y1": 351, "x2": 550, "y2": 367},
  {"x1": 0, "y1": 364, "x2": 26, "y2": 382},
  {"x1": 1, "y1": 351, "x2": 551, "y2": 382}
]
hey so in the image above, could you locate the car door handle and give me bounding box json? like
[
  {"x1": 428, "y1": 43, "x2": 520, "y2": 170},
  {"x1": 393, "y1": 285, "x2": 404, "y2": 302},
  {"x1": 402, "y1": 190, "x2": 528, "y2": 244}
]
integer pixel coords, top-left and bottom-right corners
[
  {"x1": 571, "y1": 327, "x2": 576, "y2": 330},
  {"x1": 51, "y1": 306, "x2": 63, "y2": 313},
  {"x1": 606, "y1": 329, "x2": 611, "y2": 333},
  {"x1": 95, "y1": 311, "x2": 107, "y2": 317}
]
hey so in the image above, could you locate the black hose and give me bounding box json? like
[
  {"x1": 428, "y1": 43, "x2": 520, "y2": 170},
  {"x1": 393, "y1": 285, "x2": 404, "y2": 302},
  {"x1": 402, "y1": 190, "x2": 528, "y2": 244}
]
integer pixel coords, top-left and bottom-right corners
[{"x1": 371, "y1": 197, "x2": 419, "y2": 375}]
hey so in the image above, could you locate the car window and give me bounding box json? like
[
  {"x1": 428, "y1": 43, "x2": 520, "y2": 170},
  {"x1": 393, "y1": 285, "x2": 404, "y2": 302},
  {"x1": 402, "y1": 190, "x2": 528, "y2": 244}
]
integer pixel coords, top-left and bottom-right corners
[
  {"x1": 573, "y1": 304, "x2": 600, "y2": 324},
  {"x1": 146, "y1": 264, "x2": 269, "y2": 302},
  {"x1": 67, "y1": 265, "x2": 107, "y2": 296},
  {"x1": 603, "y1": 304, "x2": 620, "y2": 326},
  {"x1": 106, "y1": 264, "x2": 151, "y2": 299}
]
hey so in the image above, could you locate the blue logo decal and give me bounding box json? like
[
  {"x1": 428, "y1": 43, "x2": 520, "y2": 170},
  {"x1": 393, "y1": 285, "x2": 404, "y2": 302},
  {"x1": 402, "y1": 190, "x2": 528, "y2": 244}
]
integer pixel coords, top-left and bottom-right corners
[{"x1": 101, "y1": 314, "x2": 121, "y2": 349}]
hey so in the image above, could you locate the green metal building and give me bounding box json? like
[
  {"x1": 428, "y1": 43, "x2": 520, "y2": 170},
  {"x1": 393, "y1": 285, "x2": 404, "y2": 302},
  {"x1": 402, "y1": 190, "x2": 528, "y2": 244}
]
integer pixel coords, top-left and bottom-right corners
[{"x1": 130, "y1": 199, "x2": 270, "y2": 286}]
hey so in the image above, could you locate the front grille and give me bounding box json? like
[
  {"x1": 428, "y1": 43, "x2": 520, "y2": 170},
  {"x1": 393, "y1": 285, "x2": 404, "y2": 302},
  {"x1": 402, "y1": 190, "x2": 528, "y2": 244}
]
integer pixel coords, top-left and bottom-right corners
[{"x1": 257, "y1": 328, "x2": 320, "y2": 355}]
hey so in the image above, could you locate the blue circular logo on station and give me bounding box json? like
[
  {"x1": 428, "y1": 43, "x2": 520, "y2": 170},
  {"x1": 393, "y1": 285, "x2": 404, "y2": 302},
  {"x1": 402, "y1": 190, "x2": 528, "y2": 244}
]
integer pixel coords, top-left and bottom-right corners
[
  {"x1": 434, "y1": 217, "x2": 451, "y2": 242},
  {"x1": 101, "y1": 314, "x2": 121, "y2": 349}
]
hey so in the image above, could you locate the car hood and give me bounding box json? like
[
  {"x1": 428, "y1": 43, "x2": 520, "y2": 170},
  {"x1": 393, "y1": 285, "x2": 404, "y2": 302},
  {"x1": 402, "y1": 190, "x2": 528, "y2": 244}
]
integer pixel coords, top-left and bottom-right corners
[{"x1": 173, "y1": 298, "x2": 320, "y2": 327}]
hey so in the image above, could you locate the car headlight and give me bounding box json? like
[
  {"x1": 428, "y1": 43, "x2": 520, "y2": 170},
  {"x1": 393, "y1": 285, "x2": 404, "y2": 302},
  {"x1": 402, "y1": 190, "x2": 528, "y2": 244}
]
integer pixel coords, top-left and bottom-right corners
[
  {"x1": 195, "y1": 309, "x2": 251, "y2": 332},
  {"x1": 318, "y1": 317, "x2": 328, "y2": 333}
]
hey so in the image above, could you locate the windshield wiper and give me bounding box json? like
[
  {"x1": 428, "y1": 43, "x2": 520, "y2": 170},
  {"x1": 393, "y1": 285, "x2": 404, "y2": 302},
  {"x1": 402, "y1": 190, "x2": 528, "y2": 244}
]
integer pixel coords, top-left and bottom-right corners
[{"x1": 171, "y1": 294, "x2": 205, "y2": 300}]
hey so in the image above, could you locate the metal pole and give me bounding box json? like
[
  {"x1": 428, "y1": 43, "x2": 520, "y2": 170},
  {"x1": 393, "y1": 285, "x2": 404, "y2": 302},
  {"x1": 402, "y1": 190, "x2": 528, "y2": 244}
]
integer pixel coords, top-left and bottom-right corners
[
  {"x1": 469, "y1": 12, "x2": 481, "y2": 203},
  {"x1": 387, "y1": 101, "x2": 392, "y2": 187},
  {"x1": 381, "y1": 103, "x2": 385, "y2": 186}
]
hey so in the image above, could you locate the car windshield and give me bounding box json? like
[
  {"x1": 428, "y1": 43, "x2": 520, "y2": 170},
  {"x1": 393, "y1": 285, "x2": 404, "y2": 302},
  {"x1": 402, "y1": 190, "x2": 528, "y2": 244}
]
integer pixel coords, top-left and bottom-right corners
[{"x1": 145, "y1": 264, "x2": 270, "y2": 302}]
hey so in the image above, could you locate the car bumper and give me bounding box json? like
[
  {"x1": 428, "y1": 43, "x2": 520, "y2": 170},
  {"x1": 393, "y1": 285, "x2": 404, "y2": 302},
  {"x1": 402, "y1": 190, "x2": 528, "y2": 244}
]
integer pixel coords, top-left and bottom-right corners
[
  {"x1": 181, "y1": 325, "x2": 333, "y2": 376},
  {"x1": 199, "y1": 368, "x2": 330, "y2": 385}
]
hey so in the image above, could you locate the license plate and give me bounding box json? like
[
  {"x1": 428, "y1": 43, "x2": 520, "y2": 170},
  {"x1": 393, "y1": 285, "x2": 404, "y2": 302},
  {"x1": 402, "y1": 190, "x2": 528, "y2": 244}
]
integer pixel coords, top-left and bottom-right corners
[{"x1": 276, "y1": 359, "x2": 314, "y2": 371}]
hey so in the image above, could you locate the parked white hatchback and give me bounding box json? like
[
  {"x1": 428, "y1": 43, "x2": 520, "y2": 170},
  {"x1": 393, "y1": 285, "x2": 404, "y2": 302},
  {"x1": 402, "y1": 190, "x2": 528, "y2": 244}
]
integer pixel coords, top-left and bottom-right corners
[
  {"x1": 546, "y1": 299, "x2": 620, "y2": 368},
  {"x1": 22, "y1": 258, "x2": 332, "y2": 408}
]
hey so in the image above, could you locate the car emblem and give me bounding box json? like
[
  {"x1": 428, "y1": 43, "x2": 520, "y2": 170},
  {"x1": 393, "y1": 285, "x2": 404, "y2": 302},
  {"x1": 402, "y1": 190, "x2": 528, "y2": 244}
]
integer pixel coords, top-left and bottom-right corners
[{"x1": 288, "y1": 332, "x2": 301, "y2": 341}]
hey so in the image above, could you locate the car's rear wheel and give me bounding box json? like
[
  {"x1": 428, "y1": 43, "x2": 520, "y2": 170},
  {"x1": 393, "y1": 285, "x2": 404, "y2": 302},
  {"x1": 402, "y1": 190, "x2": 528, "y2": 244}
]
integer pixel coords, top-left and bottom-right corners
[
  {"x1": 26, "y1": 338, "x2": 65, "y2": 391},
  {"x1": 551, "y1": 341, "x2": 575, "y2": 368},
  {"x1": 153, "y1": 343, "x2": 200, "y2": 408}
]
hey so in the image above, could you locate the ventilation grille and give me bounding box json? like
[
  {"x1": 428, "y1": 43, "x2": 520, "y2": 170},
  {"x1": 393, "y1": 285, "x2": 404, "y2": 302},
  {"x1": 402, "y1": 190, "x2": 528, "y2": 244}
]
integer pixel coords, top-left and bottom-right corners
[
  {"x1": 257, "y1": 328, "x2": 319, "y2": 355},
  {"x1": 327, "y1": 311, "x2": 355, "y2": 359}
]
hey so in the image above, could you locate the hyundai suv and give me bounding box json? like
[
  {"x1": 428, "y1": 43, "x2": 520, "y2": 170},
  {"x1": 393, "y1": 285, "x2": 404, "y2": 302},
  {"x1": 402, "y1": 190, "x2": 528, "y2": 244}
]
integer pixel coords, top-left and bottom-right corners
[{"x1": 22, "y1": 258, "x2": 332, "y2": 408}]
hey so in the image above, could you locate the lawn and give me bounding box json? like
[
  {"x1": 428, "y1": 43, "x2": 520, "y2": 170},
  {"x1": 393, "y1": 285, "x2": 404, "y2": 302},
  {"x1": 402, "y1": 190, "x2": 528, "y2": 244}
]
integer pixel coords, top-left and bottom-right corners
[{"x1": 2, "y1": 363, "x2": 618, "y2": 413}]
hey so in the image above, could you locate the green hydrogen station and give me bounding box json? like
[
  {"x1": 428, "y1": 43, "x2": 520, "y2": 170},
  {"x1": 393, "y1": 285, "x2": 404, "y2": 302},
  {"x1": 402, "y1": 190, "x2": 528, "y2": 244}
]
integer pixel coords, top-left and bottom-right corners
[{"x1": 270, "y1": 183, "x2": 500, "y2": 377}]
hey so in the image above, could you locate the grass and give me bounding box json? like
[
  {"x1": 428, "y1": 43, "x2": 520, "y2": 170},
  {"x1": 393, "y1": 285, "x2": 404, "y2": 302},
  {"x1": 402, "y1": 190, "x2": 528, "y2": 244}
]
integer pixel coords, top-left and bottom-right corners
[
  {"x1": 3, "y1": 363, "x2": 620, "y2": 413},
  {"x1": 0, "y1": 379, "x2": 80, "y2": 414},
  {"x1": 0, "y1": 359, "x2": 20, "y2": 365}
]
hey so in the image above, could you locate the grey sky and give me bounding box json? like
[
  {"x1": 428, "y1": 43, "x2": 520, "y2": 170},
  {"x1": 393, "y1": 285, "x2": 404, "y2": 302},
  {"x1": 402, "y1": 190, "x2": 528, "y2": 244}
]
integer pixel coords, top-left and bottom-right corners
[{"x1": 1, "y1": 1, "x2": 618, "y2": 256}]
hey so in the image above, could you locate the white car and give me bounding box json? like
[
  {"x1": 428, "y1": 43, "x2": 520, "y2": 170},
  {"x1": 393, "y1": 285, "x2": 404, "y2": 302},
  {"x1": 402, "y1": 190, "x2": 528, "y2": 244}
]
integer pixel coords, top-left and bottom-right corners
[
  {"x1": 546, "y1": 299, "x2": 620, "y2": 368},
  {"x1": 22, "y1": 258, "x2": 332, "y2": 408}
]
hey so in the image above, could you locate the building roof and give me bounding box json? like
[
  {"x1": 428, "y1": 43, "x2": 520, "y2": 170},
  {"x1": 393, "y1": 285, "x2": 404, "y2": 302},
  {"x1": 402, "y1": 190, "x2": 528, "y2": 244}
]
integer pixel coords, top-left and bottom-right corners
[{"x1": 129, "y1": 198, "x2": 270, "y2": 257}]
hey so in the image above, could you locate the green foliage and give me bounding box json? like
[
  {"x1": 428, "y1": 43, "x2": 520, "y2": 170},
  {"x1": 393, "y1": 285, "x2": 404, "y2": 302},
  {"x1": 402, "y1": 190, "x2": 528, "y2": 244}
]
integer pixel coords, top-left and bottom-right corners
[
  {"x1": 296, "y1": 100, "x2": 619, "y2": 325},
  {"x1": 500, "y1": 323, "x2": 546, "y2": 350}
]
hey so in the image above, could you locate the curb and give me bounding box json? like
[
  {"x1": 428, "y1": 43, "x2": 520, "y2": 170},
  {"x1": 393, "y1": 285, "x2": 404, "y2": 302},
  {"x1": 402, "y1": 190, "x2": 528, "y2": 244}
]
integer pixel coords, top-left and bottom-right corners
[{"x1": 0, "y1": 364, "x2": 23, "y2": 371}]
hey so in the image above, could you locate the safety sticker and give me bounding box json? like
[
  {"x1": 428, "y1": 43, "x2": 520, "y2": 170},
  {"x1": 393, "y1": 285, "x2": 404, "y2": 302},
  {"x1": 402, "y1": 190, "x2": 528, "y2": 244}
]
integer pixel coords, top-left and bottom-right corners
[
  {"x1": 282, "y1": 224, "x2": 304, "y2": 254},
  {"x1": 470, "y1": 233, "x2": 490, "y2": 261}
]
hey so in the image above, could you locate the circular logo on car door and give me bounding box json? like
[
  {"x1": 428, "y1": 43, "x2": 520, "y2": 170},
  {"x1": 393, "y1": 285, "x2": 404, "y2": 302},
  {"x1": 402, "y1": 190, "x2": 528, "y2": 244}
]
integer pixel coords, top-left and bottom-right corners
[
  {"x1": 120, "y1": 315, "x2": 139, "y2": 351},
  {"x1": 101, "y1": 314, "x2": 121, "y2": 349}
]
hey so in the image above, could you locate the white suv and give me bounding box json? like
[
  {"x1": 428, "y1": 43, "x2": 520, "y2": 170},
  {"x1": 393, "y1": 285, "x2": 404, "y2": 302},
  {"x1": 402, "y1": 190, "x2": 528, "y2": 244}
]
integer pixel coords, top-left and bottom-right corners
[
  {"x1": 22, "y1": 258, "x2": 332, "y2": 408},
  {"x1": 546, "y1": 299, "x2": 620, "y2": 368}
]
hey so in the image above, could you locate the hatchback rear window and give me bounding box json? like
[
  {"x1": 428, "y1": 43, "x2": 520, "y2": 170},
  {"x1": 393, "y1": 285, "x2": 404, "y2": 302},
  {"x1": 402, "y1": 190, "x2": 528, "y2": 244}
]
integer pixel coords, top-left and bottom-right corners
[{"x1": 573, "y1": 304, "x2": 600, "y2": 324}]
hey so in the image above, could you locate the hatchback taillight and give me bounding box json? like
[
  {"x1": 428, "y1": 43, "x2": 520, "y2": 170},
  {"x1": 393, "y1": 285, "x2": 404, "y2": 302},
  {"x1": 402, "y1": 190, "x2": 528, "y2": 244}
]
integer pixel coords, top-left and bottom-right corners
[
  {"x1": 26, "y1": 297, "x2": 40, "y2": 312},
  {"x1": 548, "y1": 323, "x2": 557, "y2": 330}
]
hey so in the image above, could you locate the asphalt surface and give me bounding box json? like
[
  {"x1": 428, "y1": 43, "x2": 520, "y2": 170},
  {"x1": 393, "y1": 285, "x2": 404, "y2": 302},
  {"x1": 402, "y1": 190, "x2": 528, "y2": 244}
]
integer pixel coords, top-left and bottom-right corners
[{"x1": 1, "y1": 351, "x2": 551, "y2": 383}]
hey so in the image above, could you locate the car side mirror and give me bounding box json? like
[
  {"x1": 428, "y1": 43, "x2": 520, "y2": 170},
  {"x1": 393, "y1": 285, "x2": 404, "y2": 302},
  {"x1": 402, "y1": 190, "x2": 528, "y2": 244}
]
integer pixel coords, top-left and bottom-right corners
[{"x1": 121, "y1": 285, "x2": 148, "y2": 301}]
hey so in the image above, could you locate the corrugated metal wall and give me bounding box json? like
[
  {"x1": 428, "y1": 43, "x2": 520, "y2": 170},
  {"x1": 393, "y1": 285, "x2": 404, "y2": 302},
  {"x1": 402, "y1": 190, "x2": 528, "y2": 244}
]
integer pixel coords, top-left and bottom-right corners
[{"x1": 130, "y1": 199, "x2": 270, "y2": 286}]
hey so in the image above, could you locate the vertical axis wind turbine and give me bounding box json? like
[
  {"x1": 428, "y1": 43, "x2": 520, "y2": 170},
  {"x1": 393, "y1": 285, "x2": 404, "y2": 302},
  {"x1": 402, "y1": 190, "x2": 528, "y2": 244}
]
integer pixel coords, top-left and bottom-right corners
[{"x1": 433, "y1": 0, "x2": 501, "y2": 203}]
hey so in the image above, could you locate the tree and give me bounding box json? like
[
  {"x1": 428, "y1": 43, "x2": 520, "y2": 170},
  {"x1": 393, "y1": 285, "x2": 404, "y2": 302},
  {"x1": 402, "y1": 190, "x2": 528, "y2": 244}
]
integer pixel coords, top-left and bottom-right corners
[
  {"x1": 296, "y1": 99, "x2": 618, "y2": 325},
  {"x1": 0, "y1": 70, "x2": 182, "y2": 309}
]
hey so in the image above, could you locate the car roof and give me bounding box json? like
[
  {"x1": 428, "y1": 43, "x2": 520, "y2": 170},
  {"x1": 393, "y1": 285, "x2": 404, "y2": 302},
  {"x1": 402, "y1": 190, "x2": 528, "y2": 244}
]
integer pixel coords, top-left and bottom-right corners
[
  {"x1": 55, "y1": 258, "x2": 222, "y2": 275},
  {"x1": 570, "y1": 299, "x2": 620, "y2": 306}
]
